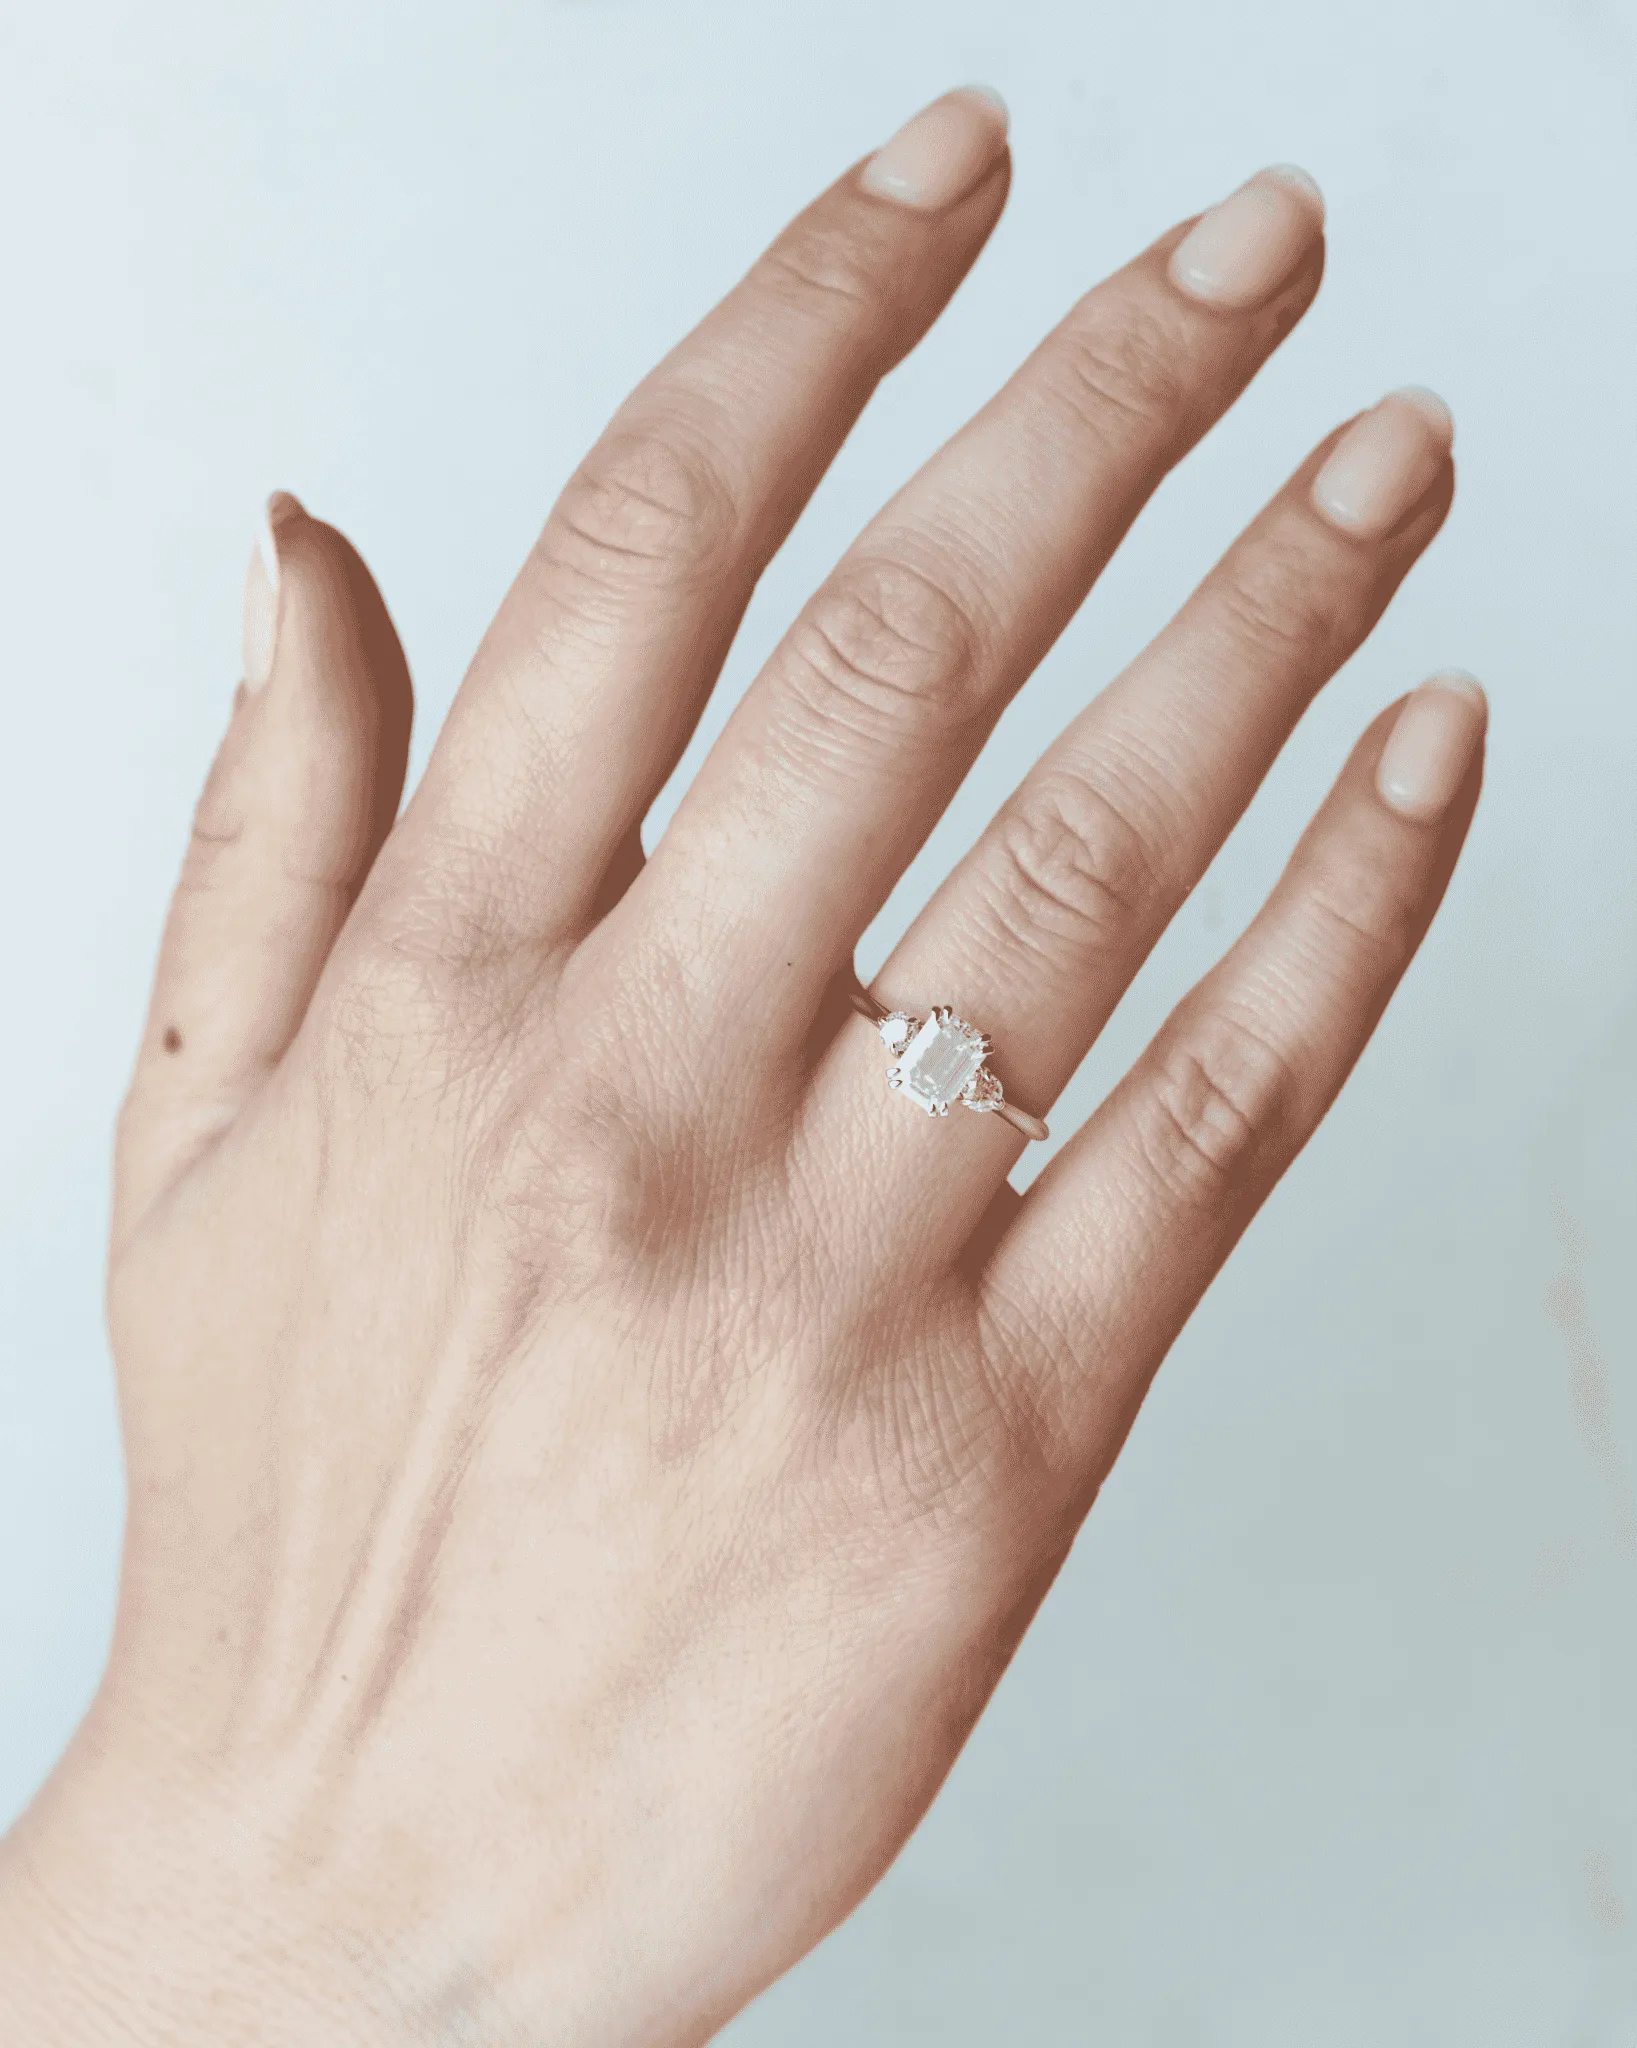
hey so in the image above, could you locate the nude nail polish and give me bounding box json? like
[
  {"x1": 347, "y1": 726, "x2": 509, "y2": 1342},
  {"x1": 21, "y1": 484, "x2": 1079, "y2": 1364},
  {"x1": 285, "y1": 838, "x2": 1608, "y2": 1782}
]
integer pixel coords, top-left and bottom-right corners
[
  {"x1": 1169, "y1": 165, "x2": 1325, "y2": 309},
  {"x1": 242, "y1": 490, "x2": 305, "y2": 691},
  {"x1": 860, "y1": 87, "x2": 1010, "y2": 211},
  {"x1": 1311, "y1": 388, "x2": 1454, "y2": 537},
  {"x1": 1376, "y1": 671, "x2": 1487, "y2": 820}
]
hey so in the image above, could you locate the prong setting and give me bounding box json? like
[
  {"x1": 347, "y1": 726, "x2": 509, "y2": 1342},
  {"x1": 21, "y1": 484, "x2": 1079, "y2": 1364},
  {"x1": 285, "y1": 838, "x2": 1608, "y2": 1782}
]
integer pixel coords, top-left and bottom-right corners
[{"x1": 850, "y1": 984, "x2": 1048, "y2": 1143}]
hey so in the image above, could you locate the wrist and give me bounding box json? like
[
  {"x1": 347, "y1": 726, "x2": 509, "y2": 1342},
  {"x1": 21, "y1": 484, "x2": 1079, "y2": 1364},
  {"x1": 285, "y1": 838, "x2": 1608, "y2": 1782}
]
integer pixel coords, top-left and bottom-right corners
[
  {"x1": 0, "y1": 1700, "x2": 685, "y2": 2048},
  {"x1": 0, "y1": 1713, "x2": 409, "y2": 2048}
]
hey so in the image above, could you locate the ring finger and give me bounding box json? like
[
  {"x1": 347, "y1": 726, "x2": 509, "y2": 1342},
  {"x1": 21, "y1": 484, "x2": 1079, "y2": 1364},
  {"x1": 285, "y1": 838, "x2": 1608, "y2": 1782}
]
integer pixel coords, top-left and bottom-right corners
[{"x1": 809, "y1": 387, "x2": 1456, "y2": 1246}]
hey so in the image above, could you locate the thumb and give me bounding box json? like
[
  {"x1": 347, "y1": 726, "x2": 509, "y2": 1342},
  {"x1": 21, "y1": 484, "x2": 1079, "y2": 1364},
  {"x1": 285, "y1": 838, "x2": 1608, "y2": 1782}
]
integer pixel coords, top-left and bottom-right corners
[{"x1": 116, "y1": 492, "x2": 413, "y2": 1239}]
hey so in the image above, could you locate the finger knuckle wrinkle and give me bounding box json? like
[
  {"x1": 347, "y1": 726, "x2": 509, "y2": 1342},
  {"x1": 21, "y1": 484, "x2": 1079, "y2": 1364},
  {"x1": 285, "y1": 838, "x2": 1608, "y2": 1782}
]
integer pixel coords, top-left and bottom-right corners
[
  {"x1": 1216, "y1": 545, "x2": 1339, "y2": 671},
  {"x1": 988, "y1": 774, "x2": 1164, "y2": 964},
  {"x1": 336, "y1": 879, "x2": 512, "y2": 1030},
  {"x1": 1053, "y1": 300, "x2": 1191, "y2": 442},
  {"x1": 759, "y1": 228, "x2": 891, "y2": 326},
  {"x1": 546, "y1": 427, "x2": 740, "y2": 590},
  {"x1": 1308, "y1": 863, "x2": 1418, "y2": 966},
  {"x1": 784, "y1": 559, "x2": 988, "y2": 746},
  {"x1": 176, "y1": 790, "x2": 247, "y2": 896},
  {"x1": 1140, "y1": 1014, "x2": 1296, "y2": 1202}
]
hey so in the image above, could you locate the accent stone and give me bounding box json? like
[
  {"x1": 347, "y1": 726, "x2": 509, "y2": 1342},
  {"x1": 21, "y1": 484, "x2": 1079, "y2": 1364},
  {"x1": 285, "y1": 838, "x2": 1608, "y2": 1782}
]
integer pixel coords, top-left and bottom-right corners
[{"x1": 966, "y1": 1064, "x2": 1004, "y2": 1111}]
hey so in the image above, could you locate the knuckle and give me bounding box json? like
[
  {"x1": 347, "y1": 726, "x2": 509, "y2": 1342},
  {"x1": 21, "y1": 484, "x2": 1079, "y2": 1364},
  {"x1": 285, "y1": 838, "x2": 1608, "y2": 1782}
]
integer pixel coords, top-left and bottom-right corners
[
  {"x1": 839, "y1": 1286, "x2": 1066, "y2": 1536},
  {"x1": 319, "y1": 925, "x2": 456, "y2": 1072},
  {"x1": 321, "y1": 882, "x2": 519, "y2": 1070},
  {"x1": 177, "y1": 809, "x2": 245, "y2": 901},
  {"x1": 1049, "y1": 296, "x2": 1192, "y2": 444},
  {"x1": 1213, "y1": 538, "x2": 1341, "y2": 673},
  {"x1": 977, "y1": 1274, "x2": 1092, "y2": 1453},
  {"x1": 757, "y1": 221, "x2": 893, "y2": 327},
  {"x1": 781, "y1": 555, "x2": 991, "y2": 751},
  {"x1": 1136, "y1": 1009, "x2": 1298, "y2": 1205},
  {"x1": 881, "y1": 1353, "x2": 1050, "y2": 1532},
  {"x1": 982, "y1": 770, "x2": 1167, "y2": 970},
  {"x1": 178, "y1": 760, "x2": 363, "y2": 912},
  {"x1": 1304, "y1": 845, "x2": 1422, "y2": 967},
  {"x1": 173, "y1": 728, "x2": 254, "y2": 901},
  {"x1": 542, "y1": 424, "x2": 741, "y2": 594},
  {"x1": 346, "y1": 894, "x2": 478, "y2": 987},
  {"x1": 508, "y1": 1074, "x2": 682, "y2": 1276}
]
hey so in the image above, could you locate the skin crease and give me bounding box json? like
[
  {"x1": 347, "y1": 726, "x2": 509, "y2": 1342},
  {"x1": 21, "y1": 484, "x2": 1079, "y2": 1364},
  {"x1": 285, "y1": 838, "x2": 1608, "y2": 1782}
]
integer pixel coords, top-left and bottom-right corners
[{"x1": 0, "y1": 92, "x2": 1486, "y2": 2047}]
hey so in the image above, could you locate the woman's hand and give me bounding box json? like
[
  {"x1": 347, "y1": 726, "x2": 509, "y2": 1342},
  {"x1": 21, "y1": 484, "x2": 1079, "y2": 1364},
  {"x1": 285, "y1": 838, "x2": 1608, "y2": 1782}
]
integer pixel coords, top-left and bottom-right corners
[{"x1": 0, "y1": 90, "x2": 1484, "y2": 2047}]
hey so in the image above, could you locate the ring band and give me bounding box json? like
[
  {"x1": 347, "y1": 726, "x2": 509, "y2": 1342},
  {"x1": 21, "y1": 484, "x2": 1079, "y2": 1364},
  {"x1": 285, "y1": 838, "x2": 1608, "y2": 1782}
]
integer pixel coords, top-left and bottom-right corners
[{"x1": 848, "y1": 985, "x2": 1049, "y2": 1143}]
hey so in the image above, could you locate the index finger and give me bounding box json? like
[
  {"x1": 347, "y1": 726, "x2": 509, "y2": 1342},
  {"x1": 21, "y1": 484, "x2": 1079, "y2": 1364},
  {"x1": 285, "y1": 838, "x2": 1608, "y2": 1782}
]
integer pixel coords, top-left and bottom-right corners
[{"x1": 367, "y1": 89, "x2": 1013, "y2": 961}]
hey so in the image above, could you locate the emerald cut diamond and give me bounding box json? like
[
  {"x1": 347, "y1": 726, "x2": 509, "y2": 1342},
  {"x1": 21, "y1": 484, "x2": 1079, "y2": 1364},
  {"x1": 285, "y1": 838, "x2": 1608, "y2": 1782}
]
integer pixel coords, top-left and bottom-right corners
[
  {"x1": 851, "y1": 984, "x2": 1047, "y2": 1142},
  {"x1": 887, "y1": 1007, "x2": 991, "y2": 1116}
]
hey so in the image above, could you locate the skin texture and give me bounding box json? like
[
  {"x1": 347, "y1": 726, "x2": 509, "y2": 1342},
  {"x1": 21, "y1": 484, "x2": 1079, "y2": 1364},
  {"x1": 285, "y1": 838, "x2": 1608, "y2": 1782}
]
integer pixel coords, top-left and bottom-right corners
[{"x1": 0, "y1": 93, "x2": 1484, "y2": 2047}]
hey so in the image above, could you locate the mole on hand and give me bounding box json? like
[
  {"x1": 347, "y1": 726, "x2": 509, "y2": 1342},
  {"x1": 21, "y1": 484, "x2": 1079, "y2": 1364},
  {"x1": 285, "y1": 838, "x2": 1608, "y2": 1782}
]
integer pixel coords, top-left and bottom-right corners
[{"x1": 162, "y1": 1027, "x2": 184, "y2": 1055}]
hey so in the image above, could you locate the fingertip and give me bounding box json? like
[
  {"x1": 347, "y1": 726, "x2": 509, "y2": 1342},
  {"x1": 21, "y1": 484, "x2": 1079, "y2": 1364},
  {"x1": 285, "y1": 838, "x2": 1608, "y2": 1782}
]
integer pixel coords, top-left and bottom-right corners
[
  {"x1": 1168, "y1": 163, "x2": 1326, "y2": 310},
  {"x1": 270, "y1": 506, "x2": 416, "y2": 848},
  {"x1": 1261, "y1": 162, "x2": 1325, "y2": 221},
  {"x1": 1311, "y1": 391, "x2": 1456, "y2": 538},
  {"x1": 1426, "y1": 665, "x2": 1487, "y2": 710},
  {"x1": 860, "y1": 87, "x2": 1012, "y2": 211},
  {"x1": 266, "y1": 486, "x2": 306, "y2": 524},
  {"x1": 1375, "y1": 671, "x2": 1488, "y2": 823},
  {"x1": 243, "y1": 490, "x2": 309, "y2": 691},
  {"x1": 128, "y1": 499, "x2": 416, "y2": 1225},
  {"x1": 956, "y1": 83, "x2": 1010, "y2": 131},
  {"x1": 1387, "y1": 385, "x2": 1456, "y2": 449}
]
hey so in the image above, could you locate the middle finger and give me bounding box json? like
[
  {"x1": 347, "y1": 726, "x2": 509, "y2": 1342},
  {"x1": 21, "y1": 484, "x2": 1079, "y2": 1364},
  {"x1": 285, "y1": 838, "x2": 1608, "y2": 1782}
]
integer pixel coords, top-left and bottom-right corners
[{"x1": 640, "y1": 167, "x2": 1326, "y2": 1040}]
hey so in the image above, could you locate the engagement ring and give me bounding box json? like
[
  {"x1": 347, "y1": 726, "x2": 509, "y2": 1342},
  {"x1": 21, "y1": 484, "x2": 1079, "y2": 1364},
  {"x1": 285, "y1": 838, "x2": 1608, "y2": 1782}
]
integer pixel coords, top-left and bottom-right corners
[{"x1": 848, "y1": 986, "x2": 1049, "y2": 1143}]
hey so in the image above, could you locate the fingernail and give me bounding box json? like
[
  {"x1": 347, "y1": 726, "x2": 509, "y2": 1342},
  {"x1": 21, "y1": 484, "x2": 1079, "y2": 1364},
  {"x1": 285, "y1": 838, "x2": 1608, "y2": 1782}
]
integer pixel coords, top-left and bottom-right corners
[
  {"x1": 1169, "y1": 164, "x2": 1325, "y2": 309},
  {"x1": 860, "y1": 87, "x2": 1009, "y2": 211},
  {"x1": 242, "y1": 490, "x2": 305, "y2": 691},
  {"x1": 1311, "y1": 388, "x2": 1454, "y2": 537},
  {"x1": 1376, "y1": 671, "x2": 1487, "y2": 820}
]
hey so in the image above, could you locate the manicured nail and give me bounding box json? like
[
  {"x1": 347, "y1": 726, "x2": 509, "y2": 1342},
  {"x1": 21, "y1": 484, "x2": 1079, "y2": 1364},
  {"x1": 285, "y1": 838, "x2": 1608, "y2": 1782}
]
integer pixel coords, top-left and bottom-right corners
[
  {"x1": 242, "y1": 490, "x2": 305, "y2": 691},
  {"x1": 860, "y1": 87, "x2": 1009, "y2": 211},
  {"x1": 1169, "y1": 165, "x2": 1325, "y2": 309},
  {"x1": 1311, "y1": 388, "x2": 1454, "y2": 536},
  {"x1": 1376, "y1": 671, "x2": 1487, "y2": 820}
]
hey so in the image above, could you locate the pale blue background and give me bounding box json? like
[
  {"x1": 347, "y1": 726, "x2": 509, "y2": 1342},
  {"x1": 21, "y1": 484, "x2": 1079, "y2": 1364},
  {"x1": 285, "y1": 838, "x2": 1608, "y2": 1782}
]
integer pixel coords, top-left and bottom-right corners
[{"x1": 2, "y1": 1, "x2": 1635, "y2": 2040}]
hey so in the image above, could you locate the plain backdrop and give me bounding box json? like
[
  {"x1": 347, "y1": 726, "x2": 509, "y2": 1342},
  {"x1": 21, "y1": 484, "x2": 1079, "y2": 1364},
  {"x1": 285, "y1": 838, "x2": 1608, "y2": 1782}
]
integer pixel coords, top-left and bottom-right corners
[{"x1": 3, "y1": 0, "x2": 1635, "y2": 2040}]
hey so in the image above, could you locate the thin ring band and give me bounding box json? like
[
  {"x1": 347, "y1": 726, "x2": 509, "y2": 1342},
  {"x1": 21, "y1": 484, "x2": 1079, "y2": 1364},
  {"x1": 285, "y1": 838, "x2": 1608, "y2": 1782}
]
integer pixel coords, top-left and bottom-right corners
[{"x1": 848, "y1": 983, "x2": 1050, "y2": 1143}]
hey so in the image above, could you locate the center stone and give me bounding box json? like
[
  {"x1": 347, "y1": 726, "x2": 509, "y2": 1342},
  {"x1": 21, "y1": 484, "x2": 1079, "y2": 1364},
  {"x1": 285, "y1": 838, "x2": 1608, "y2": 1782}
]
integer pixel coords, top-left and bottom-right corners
[{"x1": 890, "y1": 1009, "x2": 988, "y2": 1115}]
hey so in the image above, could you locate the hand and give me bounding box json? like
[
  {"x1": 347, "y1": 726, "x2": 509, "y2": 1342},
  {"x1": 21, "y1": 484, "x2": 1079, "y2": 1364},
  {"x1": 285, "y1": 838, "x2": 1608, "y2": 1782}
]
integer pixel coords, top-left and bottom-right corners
[{"x1": 0, "y1": 90, "x2": 1484, "y2": 2046}]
